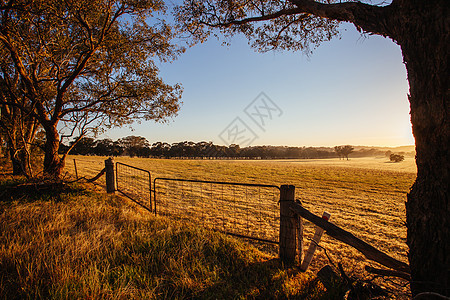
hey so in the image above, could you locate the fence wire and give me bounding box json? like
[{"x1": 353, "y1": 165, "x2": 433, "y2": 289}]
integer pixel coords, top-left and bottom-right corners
[
  {"x1": 154, "y1": 178, "x2": 280, "y2": 244},
  {"x1": 66, "y1": 158, "x2": 106, "y2": 190},
  {"x1": 116, "y1": 162, "x2": 152, "y2": 212}
]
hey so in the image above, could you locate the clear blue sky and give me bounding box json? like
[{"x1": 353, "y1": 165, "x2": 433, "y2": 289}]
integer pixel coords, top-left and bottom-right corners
[{"x1": 101, "y1": 22, "x2": 414, "y2": 147}]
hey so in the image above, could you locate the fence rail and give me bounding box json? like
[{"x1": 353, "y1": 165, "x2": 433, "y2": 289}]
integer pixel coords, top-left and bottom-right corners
[
  {"x1": 153, "y1": 177, "x2": 280, "y2": 244},
  {"x1": 67, "y1": 158, "x2": 107, "y2": 189},
  {"x1": 116, "y1": 162, "x2": 152, "y2": 212}
]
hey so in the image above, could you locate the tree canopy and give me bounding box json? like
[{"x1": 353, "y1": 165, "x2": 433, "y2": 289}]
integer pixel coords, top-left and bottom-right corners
[{"x1": 0, "y1": 0, "x2": 183, "y2": 176}]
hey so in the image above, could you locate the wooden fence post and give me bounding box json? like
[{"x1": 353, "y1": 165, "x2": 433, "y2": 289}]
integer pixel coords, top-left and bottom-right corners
[
  {"x1": 105, "y1": 158, "x2": 116, "y2": 193},
  {"x1": 296, "y1": 200, "x2": 304, "y2": 264},
  {"x1": 279, "y1": 185, "x2": 296, "y2": 265},
  {"x1": 300, "y1": 211, "x2": 331, "y2": 271}
]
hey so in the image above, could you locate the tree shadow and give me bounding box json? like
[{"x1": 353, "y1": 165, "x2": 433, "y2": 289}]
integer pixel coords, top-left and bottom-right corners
[
  {"x1": 195, "y1": 258, "x2": 318, "y2": 299},
  {"x1": 0, "y1": 178, "x2": 86, "y2": 203}
]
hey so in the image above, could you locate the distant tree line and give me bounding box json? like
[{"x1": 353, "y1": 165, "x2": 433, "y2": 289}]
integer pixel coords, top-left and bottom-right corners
[{"x1": 59, "y1": 135, "x2": 393, "y2": 159}]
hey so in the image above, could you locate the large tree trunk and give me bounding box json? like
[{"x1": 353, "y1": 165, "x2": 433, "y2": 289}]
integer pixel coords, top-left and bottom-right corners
[
  {"x1": 43, "y1": 125, "x2": 64, "y2": 178},
  {"x1": 5, "y1": 135, "x2": 31, "y2": 177},
  {"x1": 8, "y1": 147, "x2": 26, "y2": 176},
  {"x1": 397, "y1": 2, "x2": 449, "y2": 296}
]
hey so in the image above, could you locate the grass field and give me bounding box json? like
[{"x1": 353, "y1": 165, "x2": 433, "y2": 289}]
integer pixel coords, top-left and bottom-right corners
[
  {"x1": 1, "y1": 178, "x2": 328, "y2": 299},
  {"x1": 66, "y1": 155, "x2": 417, "y2": 297}
]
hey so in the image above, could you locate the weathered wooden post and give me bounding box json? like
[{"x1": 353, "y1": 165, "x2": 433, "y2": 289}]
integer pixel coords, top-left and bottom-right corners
[
  {"x1": 279, "y1": 185, "x2": 296, "y2": 265},
  {"x1": 296, "y1": 200, "x2": 304, "y2": 264},
  {"x1": 300, "y1": 211, "x2": 331, "y2": 271},
  {"x1": 105, "y1": 158, "x2": 116, "y2": 193}
]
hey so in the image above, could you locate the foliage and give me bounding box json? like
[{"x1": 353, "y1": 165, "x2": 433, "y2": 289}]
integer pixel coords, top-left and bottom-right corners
[
  {"x1": 0, "y1": 178, "x2": 324, "y2": 299},
  {"x1": 174, "y1": 0, "x2": 340, "y2": 53},
  {"x1": 117, "y1": 135, "x2": 151, "y2": 157},
  {"x1": 390, "y1": 153, "x2": 404, "y2": 163},
  {"x1": 0, "y1": 0, "x2": 183, "y2": 176},
  {"x1": 334, "y1": 145, "x2": 354, "y2": 160},
  {"x1": 65, "y1": 136, "x2": 396, "y2": 159}
]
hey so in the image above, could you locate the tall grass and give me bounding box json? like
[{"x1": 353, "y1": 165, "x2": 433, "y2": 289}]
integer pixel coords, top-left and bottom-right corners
[{"x1": 0, "y1": 178, "x2": 324, "y2": 299}]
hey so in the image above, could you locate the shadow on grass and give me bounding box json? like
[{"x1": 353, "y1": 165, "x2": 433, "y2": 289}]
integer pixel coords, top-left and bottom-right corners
[
  {"x1": 195, "y1": 258, "x2": 320, "y2": 299},
  {"x1": 0, "y1": 177, "x2": 87, "y2": 203}
]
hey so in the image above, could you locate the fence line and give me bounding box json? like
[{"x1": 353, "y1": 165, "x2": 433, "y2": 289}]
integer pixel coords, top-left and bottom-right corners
[
  {"x1": 153, "y1": 177, "x2": 280, "y2": 244},
  {"x1": 67, "y1": 158, "x2": 107, "y2": 189}
]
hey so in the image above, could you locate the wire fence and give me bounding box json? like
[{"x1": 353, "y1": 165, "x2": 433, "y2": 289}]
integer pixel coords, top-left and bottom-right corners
[
  {"x1": 116, "y1": 162, "x2": 152, "y2": 212},
  {"x1": 65, "y1": 158, "x2": 106, "y2": 190},
  {"x1": 67, "y1": 158, "x2": 281, "y2": 244},
  {"x1": 153, "y1": 178, "x2": 280, "y2": 244}
]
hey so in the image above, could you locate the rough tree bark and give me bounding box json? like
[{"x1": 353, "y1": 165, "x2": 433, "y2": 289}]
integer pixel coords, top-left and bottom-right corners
[
  {"x1": 43, "y1": 124, "x2": 64, "y2": 178},
  {"x1": 8, "y1": 147, "x2": 26, "y2": 175},
  {"x1": 397, "y1": 3, "x2": 449, "y2": 296}
]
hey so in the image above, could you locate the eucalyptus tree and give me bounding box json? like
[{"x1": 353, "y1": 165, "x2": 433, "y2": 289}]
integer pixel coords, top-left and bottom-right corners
[
  {"x1": 174, "y1": 0, "x2": 449, "y2": 295},
  {"x1": 0, "y1": 51, "x2": 39, "y2": 176},
  {"x1": 0, "y1": 0, "x2": 183, "y2": 177}
]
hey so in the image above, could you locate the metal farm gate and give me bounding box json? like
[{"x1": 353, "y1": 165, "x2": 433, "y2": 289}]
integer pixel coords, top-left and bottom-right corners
[
  {"x1": 115, "y1": 162, "x2": 153, "y2": 212},
  {"x1": 153, "y1": 178, "x2": 280, "y2": 244},
  {"x1": 70, "y1": 159, "x2": 281, "y2": 244}
]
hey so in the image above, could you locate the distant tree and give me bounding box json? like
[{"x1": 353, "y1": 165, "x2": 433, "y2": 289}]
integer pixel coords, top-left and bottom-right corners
[
  {"x1": 0, "y1": 0, "x2": 182, "y2": 178},
  {"x1": 118, "y1": 136, "x2": 150, "y2": 157},
  {"x1": 150, "y1": 142, "x2": 170, "y2": 158},
  {"x1": 111, "y1": 141, "x2": 124, "y2": 157},
  {"x1": 334, "y1": 146, "x2": 343, "y2": 160},
  {"x1": 227, "y1": 144, "x2": 240, "y2": 157},
  {"x1": 390, "y1": 153, "x2": 405, "y2": 163},
  {"x1": 94, "y1": 139, "x2": 115, "y2": 156},
  {"x1": 385, "y1": 150, "x2": 392, "y2": 158},
  {"x1": 341, "y1": 145, "x2": 354, "y2": 160},
  {"x1": 70, "y1": 137, "x2": 96, "y2": 156}
]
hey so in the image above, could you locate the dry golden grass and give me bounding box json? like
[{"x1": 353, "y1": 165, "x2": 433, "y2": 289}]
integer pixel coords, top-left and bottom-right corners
[
  {"x1": 66, "y1": 155, "x2": 416, "y2": 297},
  {"x1": 0, "y1": 178, "x2": 326, "y2": 299}
]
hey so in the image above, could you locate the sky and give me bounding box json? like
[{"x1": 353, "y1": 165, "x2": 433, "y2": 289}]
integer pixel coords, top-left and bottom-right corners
[{"x1": 100, "y1": 22, "x2": 414, "y2": 148}]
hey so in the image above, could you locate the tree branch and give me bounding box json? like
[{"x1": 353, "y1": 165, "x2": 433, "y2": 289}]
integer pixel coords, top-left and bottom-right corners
[
  {"x1": 211, "y1": 0, "x2": 394, "y2": 39},
  {"x1": 206, "y1": 8, "x2": 305, "y2": 27},
  {"x1": 288, "y1": 0, "x2": 392, "y2": 37},
  {"x1": 0, "y1": 33, "x2": 49, "y2": 123}
]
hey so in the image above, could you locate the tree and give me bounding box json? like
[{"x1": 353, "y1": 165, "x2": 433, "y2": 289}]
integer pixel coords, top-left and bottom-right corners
[
  {"x1": 0, "y1": 101, "x2": 39, "y2": 176},
  {"x1": 0, "y1": 0, "x2": 182, "y2": 177},
  {"x1": 334, "y1": 145, "x2": 352, "y2": 160},
  {"x1": 341, "y1": 145, "x2": 354, "y2": 160},
  {"x1": 0, "y1": 48, "x2": 40, "y2": 176},
  {"x1": 93, "y1": 138, "x2": 115, "y2": 156},
  {"x1": 390, "y1": 153, "x2": 405, "y2": 163},
  {"x1": 69, "y1": 137, "x2": 96, "y2": 155},
  {"x1": 334, "y1": 146, "x2": 343, "y2": 160},
  {"x1": 175, "y1": 0, "x2": 449, "y2": 295},
  {"x1": 118, "y1": 135, "x2": 150, "y2": 157}
]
